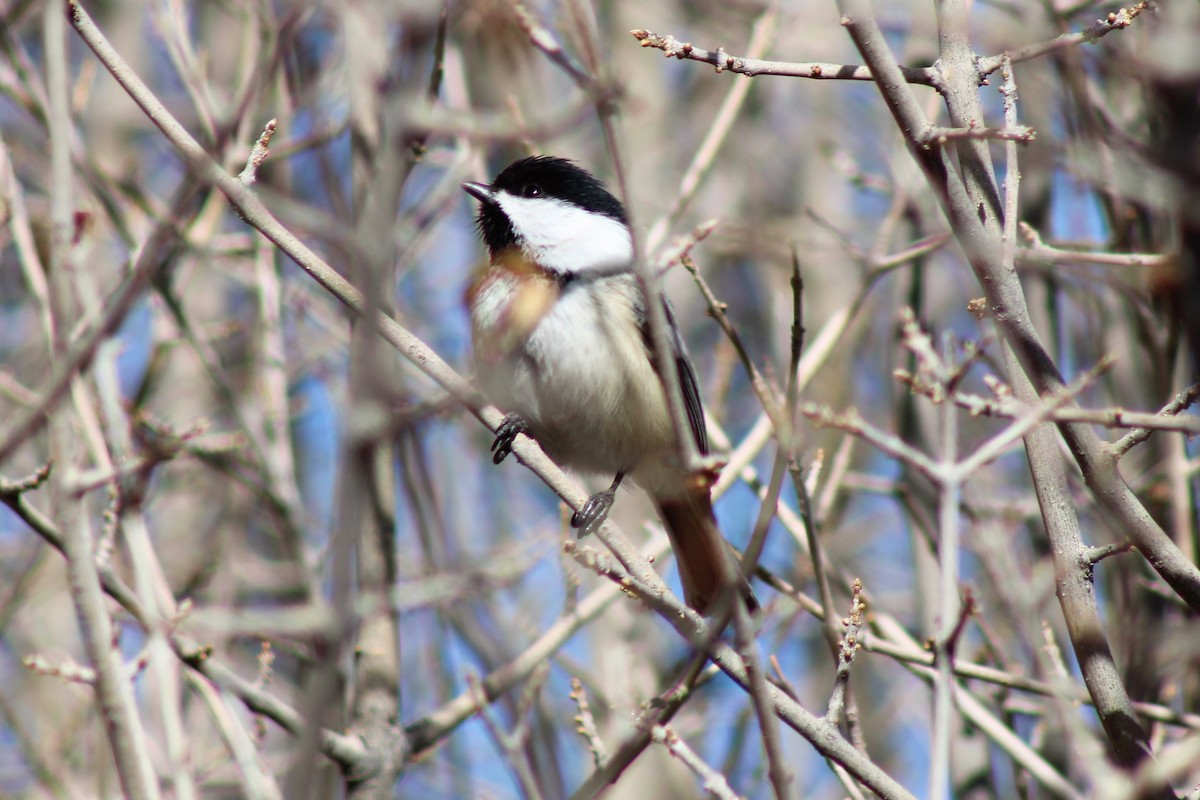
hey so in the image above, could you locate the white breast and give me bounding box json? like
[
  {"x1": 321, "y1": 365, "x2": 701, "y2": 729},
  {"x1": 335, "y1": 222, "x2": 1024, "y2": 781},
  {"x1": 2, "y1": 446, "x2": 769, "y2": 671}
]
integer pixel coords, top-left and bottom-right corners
[{"x1": 472, "y1": 272, "x2": 677, "y2": 484}]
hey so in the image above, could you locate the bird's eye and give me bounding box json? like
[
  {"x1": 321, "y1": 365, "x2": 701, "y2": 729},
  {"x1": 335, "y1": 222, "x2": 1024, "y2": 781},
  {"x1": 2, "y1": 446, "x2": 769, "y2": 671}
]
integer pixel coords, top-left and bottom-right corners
[{"x1": 521, "y1": 184, "x2": 543, "y2": 198}]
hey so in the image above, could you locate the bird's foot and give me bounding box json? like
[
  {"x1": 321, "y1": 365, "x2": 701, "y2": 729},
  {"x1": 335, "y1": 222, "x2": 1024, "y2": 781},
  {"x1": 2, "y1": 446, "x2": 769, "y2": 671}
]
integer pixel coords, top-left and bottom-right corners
[
  {"x1": 490, "y1": 413, "x2": 528, "y2": 464},
  {"x1": 571, "y1": 473, "x2": 624, "y2": 536},
  {"x1": 571, "y1": 488, "x2": 616, "y2": 535}
]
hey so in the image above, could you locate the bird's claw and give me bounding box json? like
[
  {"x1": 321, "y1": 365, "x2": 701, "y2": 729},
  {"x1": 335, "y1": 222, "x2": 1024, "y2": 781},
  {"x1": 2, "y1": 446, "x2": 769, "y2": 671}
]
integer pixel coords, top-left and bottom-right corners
[
  {"x1": 490, "y1": 413, "x2": 528, "y2": 464},
  {"x1": 571, "y1": 489, "x2": 616, "y2": 536}
]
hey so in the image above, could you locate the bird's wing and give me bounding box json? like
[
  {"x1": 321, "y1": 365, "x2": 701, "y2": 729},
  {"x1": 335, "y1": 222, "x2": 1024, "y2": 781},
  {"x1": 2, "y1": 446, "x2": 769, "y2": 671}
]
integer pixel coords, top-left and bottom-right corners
[
  {"x1": 663, "y1": 298, "x2": 709, "y2": 456},
  {"x1": 633, "y1": 288, "x2": 709, "y2": 456}
]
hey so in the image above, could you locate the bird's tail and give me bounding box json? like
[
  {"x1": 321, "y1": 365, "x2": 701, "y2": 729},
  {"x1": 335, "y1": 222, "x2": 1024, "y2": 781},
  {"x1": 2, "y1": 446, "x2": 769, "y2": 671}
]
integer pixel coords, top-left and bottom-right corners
[{"x1": 655, "y1": 489, "x2": 758, "y2": 615}]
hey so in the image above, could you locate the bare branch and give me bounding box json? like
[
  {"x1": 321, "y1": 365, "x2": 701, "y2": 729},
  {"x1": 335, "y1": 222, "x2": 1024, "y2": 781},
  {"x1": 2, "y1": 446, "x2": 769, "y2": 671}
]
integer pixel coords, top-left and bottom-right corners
[
  {"x1": 237, "y1": 118, "x2": 277, "y2": 185},
  {"x1": 825, "y1": 579, "x2": 865, "y2": 725},
  {"x1": 630, "y1": 27, "x2": 935, "y2": 85},
  {"x1": 920, "y1": 124, "x2": 1036, "y2": 145},
  {"x1": 1018, "y1": 222, "x2": 1173, "y2": 268},
  {"x1": 976, "y1": 2, "x2": 1153, "y2": 76},
  {"x1": 569, "y1": 678, "x2": 609, "y2": 769},
  {"x1": 1111, "y1": 382, "x2": 1200, "y2": 457},
  {"x1": 649, "y1": 725, "x2": 747, "y2": 800}
]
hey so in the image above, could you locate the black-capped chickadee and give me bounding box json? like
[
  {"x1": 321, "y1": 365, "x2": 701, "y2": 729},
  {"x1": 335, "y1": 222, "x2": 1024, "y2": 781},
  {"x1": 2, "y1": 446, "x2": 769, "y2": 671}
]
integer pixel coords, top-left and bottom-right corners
[{"x1": 463, "y1": 156, "x2": 755, "y2": 615}]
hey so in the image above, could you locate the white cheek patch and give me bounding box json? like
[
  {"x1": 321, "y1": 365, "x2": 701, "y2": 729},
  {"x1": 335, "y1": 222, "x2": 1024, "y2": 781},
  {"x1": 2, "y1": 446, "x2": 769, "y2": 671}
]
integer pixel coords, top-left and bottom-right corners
[{"x1": 496, "y1": 194, "x2": 633, "y2": 273}]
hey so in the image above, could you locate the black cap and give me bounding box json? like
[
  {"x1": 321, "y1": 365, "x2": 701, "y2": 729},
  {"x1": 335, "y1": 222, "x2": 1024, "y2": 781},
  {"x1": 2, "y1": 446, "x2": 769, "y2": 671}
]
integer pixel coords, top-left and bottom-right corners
[{"x1": 464, "y1": 156, "x2": 627, "y2": 256}]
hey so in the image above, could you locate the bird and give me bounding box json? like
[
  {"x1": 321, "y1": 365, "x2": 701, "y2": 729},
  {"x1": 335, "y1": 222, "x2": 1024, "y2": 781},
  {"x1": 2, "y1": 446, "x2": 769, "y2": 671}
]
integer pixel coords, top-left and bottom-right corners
[{"x1": 462, "y1": 155, "x2": 756, "y2": 615}]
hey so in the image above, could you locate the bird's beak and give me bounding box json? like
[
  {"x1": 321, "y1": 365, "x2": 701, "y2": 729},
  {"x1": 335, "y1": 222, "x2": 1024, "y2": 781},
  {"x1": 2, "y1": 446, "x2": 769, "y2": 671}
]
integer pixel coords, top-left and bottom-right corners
[{"x1": 462, "y1": 181, "x2": 496, "y2": 204}]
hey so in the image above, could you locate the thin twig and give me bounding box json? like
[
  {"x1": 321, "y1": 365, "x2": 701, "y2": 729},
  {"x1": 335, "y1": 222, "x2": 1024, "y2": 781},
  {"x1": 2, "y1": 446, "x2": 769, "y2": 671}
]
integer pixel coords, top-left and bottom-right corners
[
  {"x1": 649, "y1": 725, "x2": 747, "y2": 800},
  {"x1": 825, "y1": 579, "x2": 865, "y2": 725},
  {"x1": 467, "y1": 671, "x2": 547, "y2": 800},
  {"x1": 788, "y1": 250, "x2": 841, "y2": 666},
  {"x1": 920, "y1": 124, "x2": 1036, "y2": 145},
  {"x1": 976, "y1": 3, "x2": 1152, "y2": 76},
  {"x1": 1110, "y1": 382, "x2": 1200, "y2": 457},
  {"x1": 950, "y1": 390, "x2": 1200, "y2": 438},
  {"x1": 731, "y1": 599, "x2": 793, "y2": 800},
  {"x1": 237, "y1": 118, "x2": 276, "y2": 185},
  {"x1": 801, "y1": 404, "x2": 942, "y2": 482},
  {"x1": 570, "y1": 656, "x2": 713, "y2": 800},
  {"x1": 682, "y1": 253, "x2": 785, "y2": 430},
  {"x1": 185, "y1": 672, "x2": 283, "y2": 800},
  {"x1": 630, "y1": 27, "x2": 935, "y2": 85},
  {"x1": 930, "y1": 331, "x2": 962, "y2": 800},
  {"x1": 952, "y1": 356, "x2": 1115, "y2": 479},
  {"x1": 569, "y1": 678, "x2": 608, "y2": 769}
]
